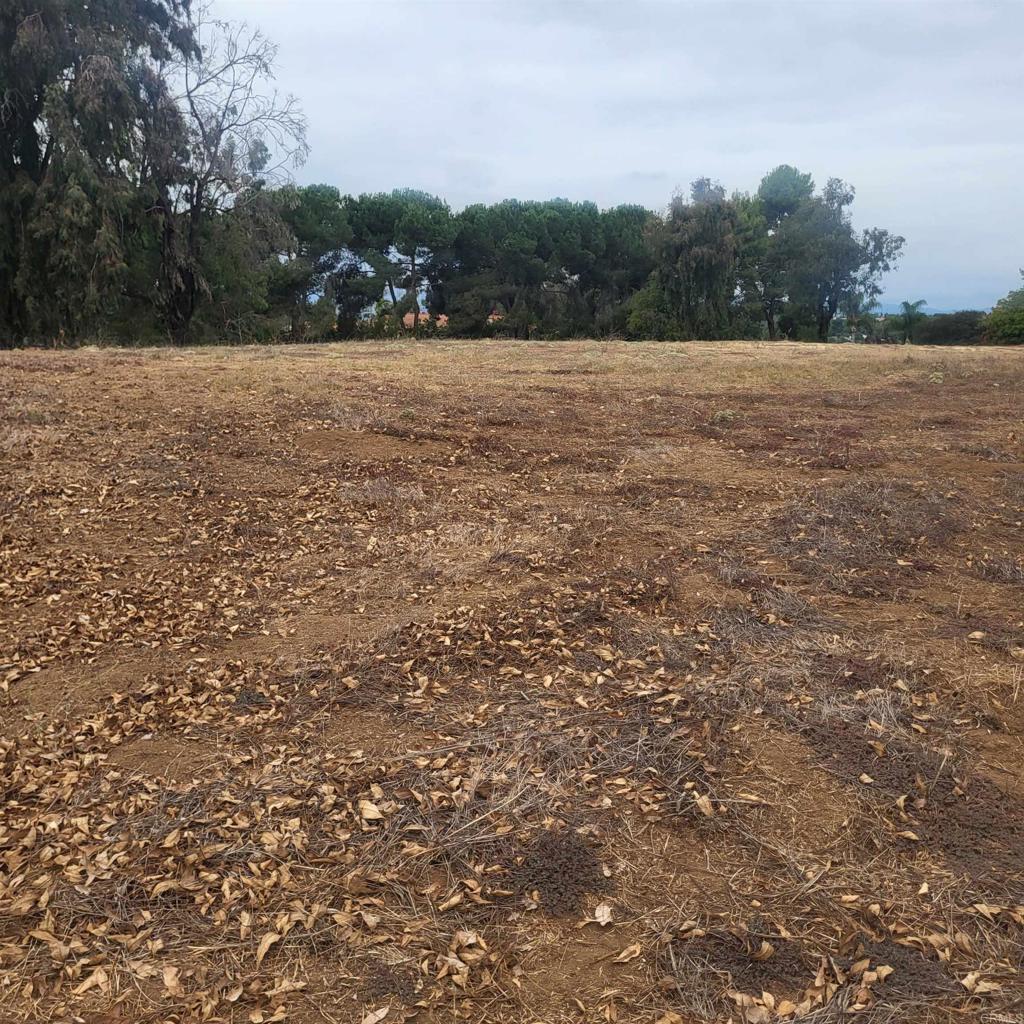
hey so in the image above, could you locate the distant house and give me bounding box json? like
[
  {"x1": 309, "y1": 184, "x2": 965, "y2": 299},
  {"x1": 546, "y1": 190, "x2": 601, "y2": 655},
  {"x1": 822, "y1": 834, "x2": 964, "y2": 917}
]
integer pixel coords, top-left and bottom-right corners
[{"x1": 401, "y1": 311, "x2": 448, "y2": 329}]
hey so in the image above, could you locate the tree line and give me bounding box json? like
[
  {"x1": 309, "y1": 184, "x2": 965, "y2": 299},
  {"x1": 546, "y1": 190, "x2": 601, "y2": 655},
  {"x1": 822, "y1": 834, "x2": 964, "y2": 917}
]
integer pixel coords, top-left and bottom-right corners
[{"x1": 2, "y1": 2, "x2": 1020, "y2": 347}]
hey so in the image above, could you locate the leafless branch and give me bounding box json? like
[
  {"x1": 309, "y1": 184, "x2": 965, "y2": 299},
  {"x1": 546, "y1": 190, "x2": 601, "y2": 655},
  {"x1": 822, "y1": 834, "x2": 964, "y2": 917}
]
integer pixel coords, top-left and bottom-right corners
[{"x1": 163, "y1": 0, "x2": 308, "y2": 217}]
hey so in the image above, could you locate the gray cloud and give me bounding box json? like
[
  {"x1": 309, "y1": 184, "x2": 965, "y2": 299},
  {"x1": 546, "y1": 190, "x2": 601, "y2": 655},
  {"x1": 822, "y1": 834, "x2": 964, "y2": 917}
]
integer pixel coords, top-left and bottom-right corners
[{"x1": 218, "y1": 0, "x2": 1024, "y2": 309}]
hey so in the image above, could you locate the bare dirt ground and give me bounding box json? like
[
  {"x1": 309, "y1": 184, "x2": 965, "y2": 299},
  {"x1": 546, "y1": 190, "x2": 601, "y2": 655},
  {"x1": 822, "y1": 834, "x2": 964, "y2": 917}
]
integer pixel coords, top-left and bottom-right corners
[{"x1": 1, "y1": 340, "x2": 1023, "y2": 1024}]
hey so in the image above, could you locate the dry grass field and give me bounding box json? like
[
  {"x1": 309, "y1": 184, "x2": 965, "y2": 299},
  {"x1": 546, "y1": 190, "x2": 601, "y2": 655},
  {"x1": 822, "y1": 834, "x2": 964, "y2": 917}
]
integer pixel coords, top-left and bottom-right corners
[{"x1": 2, "y1": 340, "x2": 1023, "y2": 1024}]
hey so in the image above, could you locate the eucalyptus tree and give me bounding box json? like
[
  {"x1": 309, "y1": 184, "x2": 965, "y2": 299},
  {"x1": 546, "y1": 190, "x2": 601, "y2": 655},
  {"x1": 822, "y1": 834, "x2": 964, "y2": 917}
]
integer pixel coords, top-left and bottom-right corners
[
  {"x1": 782, "y1": 180, "x2": 904, "y2": 341},
  {"x1": 0, "y1": 0, "x2": 195, "y2": 343},
  {"x1": 735, "y1": 165, "x2": 816, "y2": 338},
  {"x1": 735, "y1": 193, "x2": 784, "y2": 339},
  {"x1": 650, "y1": 179, "x2": 742, "y2": 338}
]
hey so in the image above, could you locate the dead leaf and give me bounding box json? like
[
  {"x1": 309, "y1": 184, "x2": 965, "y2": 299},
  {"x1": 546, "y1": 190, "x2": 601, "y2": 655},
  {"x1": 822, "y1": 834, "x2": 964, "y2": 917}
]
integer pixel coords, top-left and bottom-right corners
[
  {"x1": 438, "y1": 891, "x2": 464, "y2": 912},
  {"x1": 256, "y1": 931, "x2": 282, "y2": 964},
  {"x1": 358, "y1": 800, "x2": 384, "y2": 821},
  {"x1": 162, "y1": 964, "x2": 184, "y2": 997},
  {"x1": 972, "y1": 903, "x2": 1003, "y2": 920},
  {"x1": 73, "y1": 967, "x2": 109, "y2": 995},
  {"x1": 961, "y1": 971, "x2": 1001, "y2": 994}
]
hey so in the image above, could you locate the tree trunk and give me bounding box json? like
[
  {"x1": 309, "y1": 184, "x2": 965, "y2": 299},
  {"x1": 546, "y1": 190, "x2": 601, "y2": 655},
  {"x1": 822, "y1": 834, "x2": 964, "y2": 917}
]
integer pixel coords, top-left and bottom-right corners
[
  {"x1": 386, "y1": 278, "x2": 399, "y2": 320},
  {"x1": 817, "y1": 311, "x2": 831, "y2": 342},
  {"x1": 410, "y1": 251, "x2": 419, "y2": 335},
  {"x1": 155, "y1": 185, "x2": 202, "y2": 346},
  {"x1": 163, "y1": 242, "x2": 196, "y2": 345},
  {"x1": 168, "y1": 272, "x2": 195, "y2": 346}
]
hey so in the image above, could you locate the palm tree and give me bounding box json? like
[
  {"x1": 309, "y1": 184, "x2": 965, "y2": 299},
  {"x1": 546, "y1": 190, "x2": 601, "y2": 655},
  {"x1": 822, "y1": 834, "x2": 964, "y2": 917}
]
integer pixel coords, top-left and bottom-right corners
[
  {"x1": 899, "y1": 299, "x2": 928, "y2": 343},
  {"x1": 843, "y1": 291, "x2": 879, "y2": 340}
]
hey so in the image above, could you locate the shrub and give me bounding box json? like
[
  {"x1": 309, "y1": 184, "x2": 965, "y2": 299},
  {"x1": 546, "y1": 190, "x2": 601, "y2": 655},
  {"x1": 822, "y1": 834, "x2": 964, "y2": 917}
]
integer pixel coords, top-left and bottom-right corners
[
  {"x1": 985, "y1": 272, "x2": 1024, "y2": 345},
  {"x1": 985, "y1": 305, "x2": 1024, "y2": 345},
  {"x1": 625, "y1": 282, "x2": 681, "y2": 340},
  {"x1": 915, "y1": 310, "x2": 986, "y2": 345}
]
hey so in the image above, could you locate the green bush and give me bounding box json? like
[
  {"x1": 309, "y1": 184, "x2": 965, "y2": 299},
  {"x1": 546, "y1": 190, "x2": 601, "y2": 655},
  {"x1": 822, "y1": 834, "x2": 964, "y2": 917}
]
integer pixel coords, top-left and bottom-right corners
[
  {"x1": 625, "y1": 283, "x2": 681, "y2": 340},
  {"x1": 986, "y1": 306, "x2": 1024, "y2": 345},
  {"x1": 984, "y1": 273, "x2": 1024, "y2": 345},
  {"x1": 915, "y1": 310, "x2": 986, "y2": 345}
]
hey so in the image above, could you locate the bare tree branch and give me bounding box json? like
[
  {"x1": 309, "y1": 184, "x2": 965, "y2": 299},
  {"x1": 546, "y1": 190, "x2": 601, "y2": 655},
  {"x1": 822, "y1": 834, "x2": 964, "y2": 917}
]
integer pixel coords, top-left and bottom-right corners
[
  {"x1": 164, "y1": 0, "x2": 308, "y2": 218},
  {"x1": 153, "y1": 0, "x2": 308, "y2": 343}
]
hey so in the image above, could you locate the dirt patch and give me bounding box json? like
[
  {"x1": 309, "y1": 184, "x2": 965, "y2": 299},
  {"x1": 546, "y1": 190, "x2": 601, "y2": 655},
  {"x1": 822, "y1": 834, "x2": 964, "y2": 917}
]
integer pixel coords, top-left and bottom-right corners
[
  {"x1": 734, "y1": 721, "x2": 861, "y2": 856},
  {"x1": 517, "y1": 924, "x2": 644, "y2": 1020},
  {"x1": 967, "y1": 715, "x2": 1024, "y2": 800},
  {"x1": 296, "y1": 426, "x2": 456, "y2": 462},
  {"x1": 3, "y1": 650, "x2": 183, "y2": 730},
  {"x1": 320, "y1": 707, "x2": 435, "y2": 758},
  {"x1": 104, "y1": 732, "x2": 225, "y2": 783}
]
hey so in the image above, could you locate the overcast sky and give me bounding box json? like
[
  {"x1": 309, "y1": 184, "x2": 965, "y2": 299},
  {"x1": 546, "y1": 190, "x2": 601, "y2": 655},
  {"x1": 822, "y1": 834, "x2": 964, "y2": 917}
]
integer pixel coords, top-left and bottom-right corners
[{"x1": 218, "y1": 0, "x2": 1023, "y2": 310}]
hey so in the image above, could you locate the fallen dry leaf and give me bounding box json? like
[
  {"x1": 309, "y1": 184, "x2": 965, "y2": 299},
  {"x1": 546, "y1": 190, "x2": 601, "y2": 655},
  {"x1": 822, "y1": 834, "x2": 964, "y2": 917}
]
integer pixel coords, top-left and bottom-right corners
[
  {"x1": 73, "y1": 967, "x2": 109, "y2": 996},
  {"x1": 256, "y1": 932, "x2": 282, "y2": 965},
  {"x1": 358, "y1": 799, "x2": 384, "y2": 821},
  {"x1": 162, "y1": 965, "x2": 184, "y2": 997}
]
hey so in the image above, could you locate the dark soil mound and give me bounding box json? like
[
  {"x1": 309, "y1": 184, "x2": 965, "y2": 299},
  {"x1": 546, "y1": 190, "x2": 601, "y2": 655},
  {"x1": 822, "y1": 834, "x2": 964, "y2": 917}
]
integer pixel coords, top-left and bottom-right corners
[
  {"x1": 804, "y1": 720, "x2": 1024, "y2": 880},
  {"x1": 667, "y1": 928, "x2": 813, "y2": 997},
  {"x1": 505, "y1": 831, "x2": 610, "y2": 916}
]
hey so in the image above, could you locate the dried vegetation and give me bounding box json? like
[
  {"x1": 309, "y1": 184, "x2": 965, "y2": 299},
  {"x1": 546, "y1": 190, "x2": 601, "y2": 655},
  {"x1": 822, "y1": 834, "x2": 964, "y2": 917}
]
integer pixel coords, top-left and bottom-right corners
[{"x1": 1, "y1": 340, "x2": 1023, "y2": 1023}]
